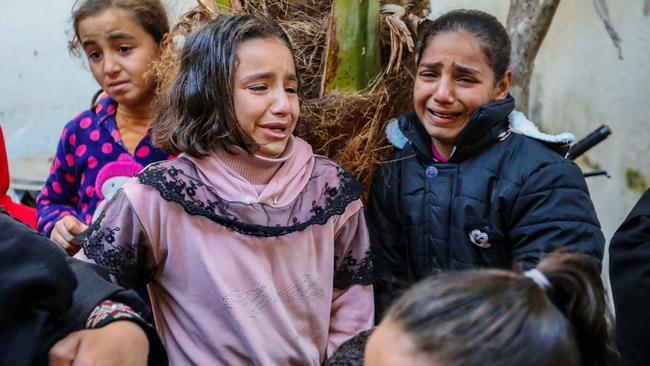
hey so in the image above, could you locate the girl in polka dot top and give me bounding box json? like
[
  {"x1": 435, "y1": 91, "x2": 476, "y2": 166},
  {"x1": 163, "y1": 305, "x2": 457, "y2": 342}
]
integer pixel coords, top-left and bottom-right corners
[{"x1": 37, "y1": 0, "x2": 173, "y2": 254}]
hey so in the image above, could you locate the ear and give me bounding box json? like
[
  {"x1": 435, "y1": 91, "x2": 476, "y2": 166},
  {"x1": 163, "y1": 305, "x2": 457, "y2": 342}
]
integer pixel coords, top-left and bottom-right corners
[{"x1": 494, "y1": 69, "x2": 512, "y2": 100}]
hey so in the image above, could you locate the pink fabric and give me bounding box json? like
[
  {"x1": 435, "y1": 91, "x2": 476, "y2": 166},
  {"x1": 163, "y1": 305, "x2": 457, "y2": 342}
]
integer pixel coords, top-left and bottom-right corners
[
  {"x1": 432, "y1": 144, "x2": 449, "y2": 163},
  {"x1": 192, "y1": 136, "x2": 312, "y2": 206},
  {"x1": 79, "y1": 137, "x2": 373, "y2": 365},
  {"x1": 214, "y1": 136, "x2": 294, "y2": 195},
  {"x1": 94, "y1": 154, "x2": 143, "y2": 199}
]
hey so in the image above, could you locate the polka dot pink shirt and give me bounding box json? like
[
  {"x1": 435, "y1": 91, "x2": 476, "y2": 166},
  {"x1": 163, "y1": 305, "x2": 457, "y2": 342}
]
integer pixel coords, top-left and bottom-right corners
[{"x1": 36, "y1": 95, "x2": 174, "y2": 236}]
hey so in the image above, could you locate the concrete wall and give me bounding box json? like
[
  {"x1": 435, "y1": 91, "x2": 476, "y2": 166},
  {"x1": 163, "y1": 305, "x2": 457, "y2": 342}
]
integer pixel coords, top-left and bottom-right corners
[
  {"x1": 2, "y1": 0, "x2": 648, "y2": 252},
  {"x1": 0, "y1": 0, "x2": 193, "y2": 160},
  {"x1": 530, "y1": 0, "x2": 650, "y2": 242},
  {"x1": 1, "y1": 0, "x2": 97, "y2": 160}
]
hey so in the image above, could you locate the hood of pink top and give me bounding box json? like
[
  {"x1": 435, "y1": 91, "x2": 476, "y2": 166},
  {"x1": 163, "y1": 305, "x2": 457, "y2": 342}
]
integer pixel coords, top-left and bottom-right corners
[{"x1": 184, "y1": 137, "x2": 314, "y2": 206}]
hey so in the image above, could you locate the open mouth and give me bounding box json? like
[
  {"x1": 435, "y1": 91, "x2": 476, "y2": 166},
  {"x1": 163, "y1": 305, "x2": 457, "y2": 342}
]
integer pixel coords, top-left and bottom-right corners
[
  {"x1": 428, "y1": 109, "x2": 462, "y2": 119},
  {"x1": 260, "y1": 122, "x2": 290, "y2": 139},
  {"x1": 261, "y1": 122, "x2": 289, "y2": 131}
]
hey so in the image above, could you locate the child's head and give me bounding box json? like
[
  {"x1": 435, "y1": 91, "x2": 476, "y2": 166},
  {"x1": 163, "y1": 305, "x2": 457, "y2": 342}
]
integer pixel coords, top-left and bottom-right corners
[
  {"x1": 69, "y1": 0, "x2": 169, "y2": 108},
  {"x1": 152, "y1": 14, "x2": 298, "y2": 158},
  {"x1": 413, "y1": 9, "x2": 512, "y2": 157},
  {"x1": 365, "y1": 252, "x2": 615, "y2": 366}
]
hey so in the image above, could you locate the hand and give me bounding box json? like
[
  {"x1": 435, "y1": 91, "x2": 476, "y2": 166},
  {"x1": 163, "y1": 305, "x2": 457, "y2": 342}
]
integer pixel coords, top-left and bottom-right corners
[
  {"x1": 50, "y1": 215, "x2": 88, "y2": 256},
  {"x1": 49, "y1": 321, "x2": 149, "y2": 366}
]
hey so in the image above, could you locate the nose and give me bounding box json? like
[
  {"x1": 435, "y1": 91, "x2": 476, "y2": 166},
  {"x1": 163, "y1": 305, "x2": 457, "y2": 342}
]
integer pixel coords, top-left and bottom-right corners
[
  {"x1": 103, "y1": 54, "x2": 121, "y2": 77},
  {"x1": 433, "y1": 76, "x2": 454, "y2": 104},
  {"x1": 270, "y1": 88, "x2": 292, "y2": 116}
]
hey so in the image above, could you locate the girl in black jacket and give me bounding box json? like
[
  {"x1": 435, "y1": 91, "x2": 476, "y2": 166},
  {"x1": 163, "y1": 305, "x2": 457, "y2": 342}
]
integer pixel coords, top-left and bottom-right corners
[{"x1": 369, "y1": 9, "x2": 605, "y2": 319}]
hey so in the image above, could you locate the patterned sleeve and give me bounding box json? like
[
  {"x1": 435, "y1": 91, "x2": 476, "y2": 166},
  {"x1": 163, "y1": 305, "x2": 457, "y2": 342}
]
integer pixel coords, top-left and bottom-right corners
[
  {"x1": 86, "y1": 300, "x2": 142, "y2": 328},
  {"x1": 75, "y1": 188, "x2": 155, "y2": 289},
  {"x1": 327, "y1": 204, "x2": 374, "y2": 358},
  {"x1": 36, "y1": 124, "x2": 80, "y2": 236}
]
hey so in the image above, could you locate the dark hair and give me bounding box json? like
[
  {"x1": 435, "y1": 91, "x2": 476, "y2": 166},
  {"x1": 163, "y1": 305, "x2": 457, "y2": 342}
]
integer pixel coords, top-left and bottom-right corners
[
  {"x1": 69, "y1": 0, "x2": 169, "y2": 55},
  {"x1": 416, "y1": 9, "x2": 511, "y2": 81},
  {"x1": 384, "y1": 252, "x2": 616, "y2": 366},
  {"x1": 151, "y1": 14, "x2": 295, "y2": 157}
]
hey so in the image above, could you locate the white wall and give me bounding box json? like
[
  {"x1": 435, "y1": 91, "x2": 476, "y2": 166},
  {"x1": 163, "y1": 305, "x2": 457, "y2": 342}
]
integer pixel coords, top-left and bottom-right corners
[
  {"x1": 0, "y1": 0, "x2": 97, "y2": 160},
  {"x1": 0, "y1": 0, "x2": 193, "y2": 160},
  {"x1": 531, "y1": 0, "x2": 650, "y2": 242}
]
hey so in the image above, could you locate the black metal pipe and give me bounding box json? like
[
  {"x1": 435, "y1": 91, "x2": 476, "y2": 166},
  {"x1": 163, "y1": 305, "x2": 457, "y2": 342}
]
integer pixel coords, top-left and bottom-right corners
[{"x1": 567, "y1": 125, "x2": 611, "y2": 160}]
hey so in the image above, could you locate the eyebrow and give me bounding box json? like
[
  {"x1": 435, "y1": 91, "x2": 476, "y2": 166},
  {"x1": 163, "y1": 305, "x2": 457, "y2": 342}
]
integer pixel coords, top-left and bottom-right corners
[
  {"x1": 81, "y1": 39, "x2": 97, "y2": 48},
  {"x1": 239, "y1": 71, "x2": 298, "y2": 83},
  {"x1": 419, "y1": 61, "x2": 482, "y2": 75},
  {"x1": 81, "y1": 32, "x2": 135, "y2": 48},
  {"x1": 108, "y1": 32, "x2": 135, "y2": 41},
  {"x1": 455, "y1": 64, "x2": 482, "y2": 75}
]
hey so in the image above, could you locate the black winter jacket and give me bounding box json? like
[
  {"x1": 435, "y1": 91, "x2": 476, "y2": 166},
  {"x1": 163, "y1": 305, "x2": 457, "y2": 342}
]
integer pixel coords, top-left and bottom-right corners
[
  {"x1": 368, "y1": 96, "x2": 605, "y2": 318},
  {"x1": 609, "y1": 188, "x2": 650, "y2": 366}
]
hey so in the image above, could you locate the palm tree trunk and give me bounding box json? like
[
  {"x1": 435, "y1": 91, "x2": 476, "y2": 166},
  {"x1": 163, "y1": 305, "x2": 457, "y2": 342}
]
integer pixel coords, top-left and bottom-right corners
[{"x1": 322, "y1": 0, "x2": 381, "y2": 95}]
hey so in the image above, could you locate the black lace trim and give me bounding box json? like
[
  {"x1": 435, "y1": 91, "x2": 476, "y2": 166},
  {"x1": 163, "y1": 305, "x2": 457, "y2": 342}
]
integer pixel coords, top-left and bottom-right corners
[
  {"x1": 77, "y1": 214, "x2": 141, "y2": 286},
  {"x1": 334, "y1": 250, "x2": 373, "y2": 290},
  {"x1": 136, "y1": 157, "x2": 363, "y2": 237},
  {"x1": 326, "y1": 329, "x2": 372, "y2": 365}
]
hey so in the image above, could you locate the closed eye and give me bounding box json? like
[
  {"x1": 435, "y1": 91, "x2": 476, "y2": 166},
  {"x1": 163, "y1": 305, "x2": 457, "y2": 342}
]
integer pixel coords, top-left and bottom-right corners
[
  {"x1": 457, "y1": 76, "x2": 477, "y2": 83},
  {"x1": 248, "y1": 85, "x2": 267, "y2": 92},
  {"x1": 418, "y1": 70, "x2": 439, "y2": 79}
]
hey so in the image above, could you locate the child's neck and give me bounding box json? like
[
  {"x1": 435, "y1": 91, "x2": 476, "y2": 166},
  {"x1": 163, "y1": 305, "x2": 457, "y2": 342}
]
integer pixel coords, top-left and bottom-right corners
[
  {"x1": 115, "y1": 102, "x2": 153, "y2": 154},
  {"x1": 116, "y1": 103, "x2": 153, "y2": 128}
]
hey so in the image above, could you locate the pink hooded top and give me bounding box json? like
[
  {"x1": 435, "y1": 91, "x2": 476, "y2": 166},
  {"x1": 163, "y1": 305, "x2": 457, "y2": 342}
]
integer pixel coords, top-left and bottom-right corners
[{"x1": 76, "y1": 137, "x2": 374, "y2": 365}]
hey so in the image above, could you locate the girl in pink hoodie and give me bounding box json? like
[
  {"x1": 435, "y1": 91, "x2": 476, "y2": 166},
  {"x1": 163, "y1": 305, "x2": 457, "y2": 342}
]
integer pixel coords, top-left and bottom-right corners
[{"x1": 75, "y1": 14, "x2": 373, "y2": 365}]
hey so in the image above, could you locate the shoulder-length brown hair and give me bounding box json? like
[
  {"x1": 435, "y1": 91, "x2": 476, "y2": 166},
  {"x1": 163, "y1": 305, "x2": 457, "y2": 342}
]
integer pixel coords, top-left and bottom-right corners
[{"x1": 151, "y1": 14, "x2": 295, "y2": 157}]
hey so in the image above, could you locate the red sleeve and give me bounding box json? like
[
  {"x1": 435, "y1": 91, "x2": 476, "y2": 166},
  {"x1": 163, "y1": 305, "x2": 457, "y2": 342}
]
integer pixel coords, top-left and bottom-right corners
[{"x1": 0, "y1": 126, "x2": 37, "y2": 229}]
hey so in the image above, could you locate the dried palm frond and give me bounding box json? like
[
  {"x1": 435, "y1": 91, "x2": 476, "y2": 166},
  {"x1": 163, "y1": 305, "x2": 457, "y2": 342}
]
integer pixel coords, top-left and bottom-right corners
[{"x1": 153, "y1": 0, "x2": 429, "y2": 199}]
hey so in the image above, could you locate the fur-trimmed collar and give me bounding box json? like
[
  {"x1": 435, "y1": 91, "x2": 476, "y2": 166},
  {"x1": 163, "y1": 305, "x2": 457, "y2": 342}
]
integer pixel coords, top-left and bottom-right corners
[
  {"x1": 508, "y1": 111, "x2": 575, "y2": 144},
  {"x1": 386, "y1": 110, "x2": 576, "y2": 150},
  {"x1": 386, "y1": 117, "x2": 409, "y2": 149}
]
